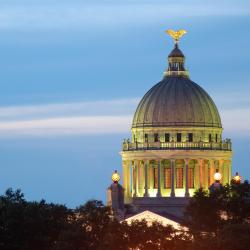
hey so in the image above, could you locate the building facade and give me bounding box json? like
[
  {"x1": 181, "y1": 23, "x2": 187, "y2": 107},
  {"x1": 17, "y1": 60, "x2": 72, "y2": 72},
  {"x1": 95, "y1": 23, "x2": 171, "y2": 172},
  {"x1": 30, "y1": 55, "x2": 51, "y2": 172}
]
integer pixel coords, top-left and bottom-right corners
[{"x1": 120, "y1": 30, "x2": 232, "y2": 217}]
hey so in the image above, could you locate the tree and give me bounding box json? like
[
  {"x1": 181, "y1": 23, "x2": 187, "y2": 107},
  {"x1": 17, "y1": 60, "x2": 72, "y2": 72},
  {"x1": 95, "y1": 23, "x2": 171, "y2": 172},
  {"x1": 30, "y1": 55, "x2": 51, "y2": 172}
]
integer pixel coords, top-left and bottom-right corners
[
  {"x1": 184, "y1": 181, "x2": 250, "y2": 250},
  {"x1": 0, "y1": 188, "x2": 70, "y2": 250}
]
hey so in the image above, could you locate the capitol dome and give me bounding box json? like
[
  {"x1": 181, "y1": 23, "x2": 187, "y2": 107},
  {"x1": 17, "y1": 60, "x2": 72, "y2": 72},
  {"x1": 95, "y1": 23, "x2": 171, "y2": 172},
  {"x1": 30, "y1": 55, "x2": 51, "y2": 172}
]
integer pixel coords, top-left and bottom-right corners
[
  {"x1": 132, "y1": 76, "x2": 222, "y2": 129},
  {"x1": 121, "y1": 30, "x2": 232, "y2": 213},
  {"x1": 132, "y1": 43, "x2": 222, "y2": 129}
]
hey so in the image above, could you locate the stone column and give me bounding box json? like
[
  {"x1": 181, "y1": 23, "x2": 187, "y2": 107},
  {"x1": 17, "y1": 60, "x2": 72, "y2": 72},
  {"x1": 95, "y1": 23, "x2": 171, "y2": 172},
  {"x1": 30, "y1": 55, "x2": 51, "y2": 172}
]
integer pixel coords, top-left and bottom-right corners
[
  {"x1": 223, "y1": 160, "x2": 229, "y2": 185},
  {"x1": 133, "y1": 161, "x2": 137, "y2": 197},
  {"x1": 144, "y1": 160, "x2": 149, "y2": 197},
  {"x1": 157, "y1": 160, "x2": 162, "y2": 197},
  {"x1": 122, "y1": 160, "x2": 131, "y2": 203},
  {"x1": 204, "y1": 160, "x2": 209, "y2": 190},
  {"x1": 209, "y1": 159, "x2": 215, "y2": 186},
  {"x1": 219, "y1": 159, "x2": 224, "y2": 184},
  {"x1": 185, "y1": 159, "x2": 190, "y2": 197},
  {"x1": 228, "y1": 160, "x2": 232, "y2": 183},
  {"x1": 199, "y1": 159, "x2": 203, "y2": 188},
  {"x1": 122, "y1": 161, "x2": 127, "y2": 197},
  {"x1": 170, "y1": 159, "x2": 175, "y2": 197}
]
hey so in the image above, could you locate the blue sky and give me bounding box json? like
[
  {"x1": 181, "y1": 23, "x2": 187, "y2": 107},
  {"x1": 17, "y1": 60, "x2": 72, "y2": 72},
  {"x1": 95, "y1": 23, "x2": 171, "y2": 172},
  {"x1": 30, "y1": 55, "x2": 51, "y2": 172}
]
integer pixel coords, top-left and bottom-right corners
[{"x1": 0, "y1": 0, "x2": 250, "y2": 207}]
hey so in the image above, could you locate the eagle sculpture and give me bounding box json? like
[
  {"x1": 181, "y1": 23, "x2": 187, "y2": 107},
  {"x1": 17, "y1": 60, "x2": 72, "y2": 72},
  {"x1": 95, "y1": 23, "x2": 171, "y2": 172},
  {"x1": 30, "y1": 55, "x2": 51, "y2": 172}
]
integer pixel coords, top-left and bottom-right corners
[{"x1": 166, "y1": 29, "x2": 187, "y2": 42}]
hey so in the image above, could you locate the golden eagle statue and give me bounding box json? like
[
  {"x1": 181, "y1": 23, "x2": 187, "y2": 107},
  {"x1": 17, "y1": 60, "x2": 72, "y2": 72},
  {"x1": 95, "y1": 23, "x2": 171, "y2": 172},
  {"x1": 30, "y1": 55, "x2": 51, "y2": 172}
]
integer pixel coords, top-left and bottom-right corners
[{"x1": 166, "y1": 29, "x2": 187, "y2": 42}]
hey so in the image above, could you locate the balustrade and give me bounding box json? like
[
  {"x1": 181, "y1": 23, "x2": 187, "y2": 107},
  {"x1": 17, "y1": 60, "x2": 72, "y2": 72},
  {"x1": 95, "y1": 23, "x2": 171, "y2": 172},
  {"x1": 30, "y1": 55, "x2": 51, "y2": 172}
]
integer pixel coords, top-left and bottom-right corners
[{"x1": 123, "y1": 140, "x2": 231, "y2": 151}]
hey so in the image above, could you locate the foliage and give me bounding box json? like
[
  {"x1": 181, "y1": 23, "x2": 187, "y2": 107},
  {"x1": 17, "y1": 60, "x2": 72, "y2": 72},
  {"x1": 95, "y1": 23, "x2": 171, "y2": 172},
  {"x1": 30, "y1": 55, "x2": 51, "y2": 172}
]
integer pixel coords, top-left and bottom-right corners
[
  {"x1": 184, "y1": 181, "x2": 250, "y2": 250},
  {"x1": 0, "y1": 183, "x2": 250, "y2": 250}
]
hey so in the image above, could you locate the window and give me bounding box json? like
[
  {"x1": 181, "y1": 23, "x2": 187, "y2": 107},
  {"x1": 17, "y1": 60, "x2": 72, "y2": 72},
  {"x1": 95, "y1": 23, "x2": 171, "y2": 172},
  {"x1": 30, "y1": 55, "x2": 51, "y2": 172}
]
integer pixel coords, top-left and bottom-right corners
[
  {"x1": 165, "y1": 133, "x2": 170, "y2": 142},
  {"x1": 164, "y1": 168, "x2": 171, "y2": 188},
  {"x1": 154, "y1": 133, "x2": 159, "y2": 142},
  {"x1": 215, "y1": 134, "x2": 218, "y2": 142},
  {"x1": 188, "y1": 133, "x2": 193, "y2": 142},
  {"x1": 176, "y1": 168, "x2": 183, "y2": 188},
  {"x1": 188, "y1": 168, "x2": 194, "y2": 188},
  {"x1": 145, "y1": 134, "x2": 148, "y2": 142},
  {"x1": 209, "y1": 134, "x2": 212, "y2": 142},
  {"x1": 177, "y1": 133, "x2": 182, "y2": 142},
  {"x1": 154, "y1": 167, "x2": 158, "y2": 188}
]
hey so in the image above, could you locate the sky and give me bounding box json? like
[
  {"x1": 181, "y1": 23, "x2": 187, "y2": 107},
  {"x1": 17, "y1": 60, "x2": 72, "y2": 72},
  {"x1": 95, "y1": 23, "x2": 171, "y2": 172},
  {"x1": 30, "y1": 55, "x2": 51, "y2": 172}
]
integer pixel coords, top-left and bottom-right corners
[{"x1": 0, "y1": 0, "x2": 250, "y2": 207}]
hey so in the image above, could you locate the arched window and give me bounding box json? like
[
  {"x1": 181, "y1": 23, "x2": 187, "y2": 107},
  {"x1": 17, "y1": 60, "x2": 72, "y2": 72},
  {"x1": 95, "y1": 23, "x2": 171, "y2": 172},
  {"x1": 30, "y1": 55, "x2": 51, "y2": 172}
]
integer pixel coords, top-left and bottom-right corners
[
  {"x1": 164, "y1": 167, "x2": 171, "y2": 188},
  {"x1": 209, "y1": 134, "x2": 212, "y2": 142},
  {"x1": 188, "y1": 168, "x2": 194, "y2": 188},
  {"x1": 188, "y1": 133, "x2": 193, "y2": 142},
  {"x1": 165, "y1": 133, "x2": 170, "y2": 142},
  {"x1": 176, "y1": 168, "x2": 183, "y2": 188},
  {"x1": 177, "y1": 133, "x2": 182, "y2": 142},
  {"x1": 154, "y1": 133, "x2": 159, "y2": 142}
]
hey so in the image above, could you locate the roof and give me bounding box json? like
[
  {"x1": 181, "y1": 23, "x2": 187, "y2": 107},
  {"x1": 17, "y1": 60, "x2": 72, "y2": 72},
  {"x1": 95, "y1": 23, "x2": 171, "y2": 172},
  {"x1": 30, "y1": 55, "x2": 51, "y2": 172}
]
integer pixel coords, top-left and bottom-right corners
[
  {"x1": 132, "y1": 76, "x2": 222, "y2": 129},
  {"x1": 124, "y1": 210, "x2": 186, "y2": 230},
  {"x1": 168, "y1": 44, "x2": 184, "y2": 57}
]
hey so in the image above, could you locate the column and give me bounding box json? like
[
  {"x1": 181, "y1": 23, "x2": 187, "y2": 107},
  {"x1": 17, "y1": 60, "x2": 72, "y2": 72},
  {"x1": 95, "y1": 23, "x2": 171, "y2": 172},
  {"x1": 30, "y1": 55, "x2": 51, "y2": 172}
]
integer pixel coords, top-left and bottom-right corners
[
  {"x1": 185, "y1": 159, "x2": 190, "y2": 197},
  {"x1": 219, "y1": 159, "x2": 224, "y2": 184},
  {"x1": 204, "y1": 160, "x2": 209, "y2": 190},
  {"x1": 228, "y1": 160, "x2": 232, "y2": 183},
  {"x1": 209, "y1": 159, "x2": 215, "y2": 186},
  {"x1": 122, "y1": 160, "x2": 131, "y2": 203},
  {"x1": 144, "y1": 160, "x2": 149, "y2": 197},
  {"x1": 157, "y1": 160, "x2": 162, "y2": 197},
  {"x1": 170, "y1": 159, "x2": 175, "y2": 197},
  {"x1": 136, "y1": 160, "x2": 139, "y2": 196},
  {"x1": 133, "y1": 161, "x2": 137, "y2": 197},
  {"x1": 223, "y1": 159, "x2": 228, "y2": 185},
  {"x1": 199, "y1": 159, "x2": 203, "y2": 188}
]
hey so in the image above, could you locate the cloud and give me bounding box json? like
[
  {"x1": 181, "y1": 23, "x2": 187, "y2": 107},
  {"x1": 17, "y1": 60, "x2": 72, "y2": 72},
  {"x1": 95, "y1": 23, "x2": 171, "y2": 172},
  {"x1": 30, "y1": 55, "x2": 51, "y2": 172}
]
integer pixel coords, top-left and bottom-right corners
[
  {"x1": 0, "y1": 115, "x2": 132, "y2": 136},
  {"x1": 221, "y1": 108, "x2": 250, "y2": 134},
  {"x1": 0, "y1": 98, "x2": 249, "y2": 137},
  {"x1": 0, "y1": 1, "x2": 249, "y2": 30},
  {"x1": 0, "y1": 99, "x2": 137, "y2": 136},
  {"x1": 0, "y1": 99, "x2": 139, "y2": 121}
]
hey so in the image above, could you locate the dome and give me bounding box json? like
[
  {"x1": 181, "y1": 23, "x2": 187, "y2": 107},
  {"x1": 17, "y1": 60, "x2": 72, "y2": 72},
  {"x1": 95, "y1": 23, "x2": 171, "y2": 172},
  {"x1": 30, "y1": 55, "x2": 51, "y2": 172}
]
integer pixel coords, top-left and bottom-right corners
[
  {"x1": 132, "y1": 76, "x2": 222, "y2": 129},
  {"x1": 168, "y1": 44, "x2": 184, "y2": 57}
]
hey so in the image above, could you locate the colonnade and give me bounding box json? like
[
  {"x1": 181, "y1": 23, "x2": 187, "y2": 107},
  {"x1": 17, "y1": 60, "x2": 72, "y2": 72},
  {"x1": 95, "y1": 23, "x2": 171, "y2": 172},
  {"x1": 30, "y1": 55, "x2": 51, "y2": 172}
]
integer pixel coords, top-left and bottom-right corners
[{"x1": 123, "y1": 159, "x2": 231, "y2": 201}]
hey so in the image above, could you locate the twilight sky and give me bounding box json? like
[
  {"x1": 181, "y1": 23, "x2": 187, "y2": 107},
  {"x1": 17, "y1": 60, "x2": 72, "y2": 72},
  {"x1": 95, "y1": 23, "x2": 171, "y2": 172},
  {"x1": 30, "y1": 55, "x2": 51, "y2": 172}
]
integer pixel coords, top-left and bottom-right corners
[{"x1": 0, "y1": 0, "x2": 250, "y2": 207}]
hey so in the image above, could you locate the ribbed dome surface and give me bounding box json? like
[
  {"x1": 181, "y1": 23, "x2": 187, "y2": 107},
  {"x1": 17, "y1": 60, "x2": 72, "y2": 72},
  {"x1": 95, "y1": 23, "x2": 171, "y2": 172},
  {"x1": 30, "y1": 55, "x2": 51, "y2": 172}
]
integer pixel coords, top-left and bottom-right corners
[
  {"x1": 132, "y1": 76, "x2": 222, "y2": 128},
  {"x1": 168, "y1": 45, "x2": 184, "y2": 57}
]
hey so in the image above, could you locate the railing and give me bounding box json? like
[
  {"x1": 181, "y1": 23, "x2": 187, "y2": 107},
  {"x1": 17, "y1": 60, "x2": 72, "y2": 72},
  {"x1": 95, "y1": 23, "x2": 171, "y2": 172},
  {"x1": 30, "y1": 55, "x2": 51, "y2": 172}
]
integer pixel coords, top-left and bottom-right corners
[{"x1": 122, "y1": 140, "x2": 232, "y2": 151}]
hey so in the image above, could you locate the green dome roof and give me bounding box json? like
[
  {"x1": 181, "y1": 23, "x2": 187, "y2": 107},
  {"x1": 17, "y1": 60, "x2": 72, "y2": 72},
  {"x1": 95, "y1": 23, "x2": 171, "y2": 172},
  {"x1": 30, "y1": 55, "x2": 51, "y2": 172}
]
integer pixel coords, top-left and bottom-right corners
[{"x1": 132, "y1": 76, "x2": 222, "y2": 129}]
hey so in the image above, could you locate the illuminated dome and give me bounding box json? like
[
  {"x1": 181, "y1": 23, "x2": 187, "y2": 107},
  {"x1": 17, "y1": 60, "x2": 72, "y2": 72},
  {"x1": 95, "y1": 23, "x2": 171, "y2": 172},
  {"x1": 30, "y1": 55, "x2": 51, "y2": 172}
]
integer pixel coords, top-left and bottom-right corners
[
  {"x1": 132, "y1": 43, "x2": 222, "y2": 129},
  {"x1": 120, "y1": 29, "x2": 233, "y2": 219},
  {"x1": 132, "y1": 76, "x2": 222, "y2": 128}
]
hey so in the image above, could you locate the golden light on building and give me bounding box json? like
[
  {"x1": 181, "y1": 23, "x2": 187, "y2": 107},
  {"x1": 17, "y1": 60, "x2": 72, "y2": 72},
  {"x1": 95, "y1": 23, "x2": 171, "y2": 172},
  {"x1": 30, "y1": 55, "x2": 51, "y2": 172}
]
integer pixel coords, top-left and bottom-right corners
[
  {"x1": 119, "y1": 28, "x2": 233, "y2": 218},
  {"x1": 112, "y1": 170, "x2": 120, "y2": 183},
  {"x1": 233, "y1": 172, "x2": 241, "y2": 184},
  {"x1": 214, "y1": 169, "x2": 222, "y2": 182}
]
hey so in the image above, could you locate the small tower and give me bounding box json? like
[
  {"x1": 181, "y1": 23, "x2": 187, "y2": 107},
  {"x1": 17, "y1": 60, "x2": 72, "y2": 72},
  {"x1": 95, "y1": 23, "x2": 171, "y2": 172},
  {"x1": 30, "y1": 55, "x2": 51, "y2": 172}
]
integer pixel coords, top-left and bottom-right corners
[{"x1": 107, "y1": 170, "x2": 125, "y2": 219}]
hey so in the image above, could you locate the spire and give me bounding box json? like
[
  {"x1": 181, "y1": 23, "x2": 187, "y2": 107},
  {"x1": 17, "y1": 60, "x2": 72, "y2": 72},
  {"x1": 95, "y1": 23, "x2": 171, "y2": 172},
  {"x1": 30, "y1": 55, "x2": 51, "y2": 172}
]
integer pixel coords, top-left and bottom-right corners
[{"x1": 164, "y1": 29, "x2": 189, "y2": 78}]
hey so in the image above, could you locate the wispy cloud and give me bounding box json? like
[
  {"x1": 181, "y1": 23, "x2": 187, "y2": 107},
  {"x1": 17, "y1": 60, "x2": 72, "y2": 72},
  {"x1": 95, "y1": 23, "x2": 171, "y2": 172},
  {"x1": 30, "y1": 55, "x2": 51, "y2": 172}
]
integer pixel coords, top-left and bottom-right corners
[
  {"x1": 0, "y1": 99, "x2": 139, "y2": 121},
  {"x1": 0, "y1": 97, "x2": 249, "y2": 137},
  {"x1": 0, "y1": 115, "x2": 132, "y2": 136},
  {"x1": 0, "y1": 99, "x2": 136, "y2": 136},
  {"x1": 221, "y1": 108, "x2": 250, "y2": 134},
  {"x1": 0, "y1": 1, "x2": 249, "y2": 30}
]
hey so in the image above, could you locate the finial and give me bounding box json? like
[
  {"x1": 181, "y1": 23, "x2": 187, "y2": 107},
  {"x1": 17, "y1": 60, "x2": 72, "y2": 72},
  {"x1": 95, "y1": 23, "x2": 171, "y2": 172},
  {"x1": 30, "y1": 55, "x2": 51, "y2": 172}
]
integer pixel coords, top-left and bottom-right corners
[
  {"x1": 214, "y1": 169, "x2": 222, "y2": 182},
  {"x1": 232, "y1": 172, "x2": 241, "y2": 184},
  {"x1": 112, "y1": 170, "x2": 120, "y2": 183},
  {"x1": 166, "y1": 29, "x2": 187, "y2": 44}
]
